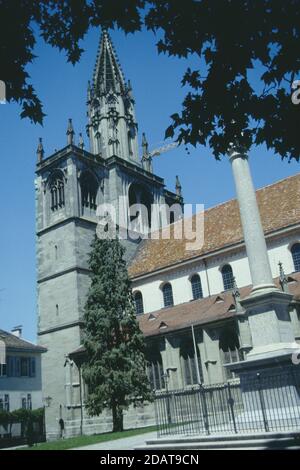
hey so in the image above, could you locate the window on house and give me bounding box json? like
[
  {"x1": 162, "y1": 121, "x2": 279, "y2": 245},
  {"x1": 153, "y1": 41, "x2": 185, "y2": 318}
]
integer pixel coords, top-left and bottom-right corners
[
  {"x1": 291, "y1": 243, "x2": 300, "y2": 272},
  {"x1": 21, "y1": 394, "x2": 32, "y2": 410},
  {"x1": 162, "y1": 283, "x2": 174, "y2": 308},
  {"x1": 191, "y1": 274, "x2": 203, "y2": 300},
  {"x1": 80, "y1": 172, "x2": 98, "y2": 211},
  {"x1": 146, "y1": 349, "x2": 165, "y2": 391},
  {"x1": 133, "y1": 291, "x2": 144, "y2": 315},
  {"x1": 219, "y1": 328, "x2": 243, "y2": 380},
  {"x1": 7, "y1": 357, "x2": 36, "y2": 378},
  {"x1": 0, "y1": 394, "x2": 9, "y2": 411},
  {"x1": 180, "y1": 340, "x2": 203, "y2": 386},
  {"x1": 221, "y1": 264, "x2": 235, "y2": 291},
  {"x1": 0, "y1": 363, "x2": 6, "y2": 376},
  {"x1": 21, "y1": 357, "x2": 29, "y2": 376},
  {"x1": 50, "y1": 173, "x2": 65, "y2": 211}
]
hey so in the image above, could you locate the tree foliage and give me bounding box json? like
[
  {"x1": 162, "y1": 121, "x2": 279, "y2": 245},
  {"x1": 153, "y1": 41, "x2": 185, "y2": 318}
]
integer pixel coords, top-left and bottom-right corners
[
  {"x1": 1, "y1": 1, "x2": 300, "y2": 159},
  {"x1": 82, "y1": 234, "x2": 152, "y2": 432}
]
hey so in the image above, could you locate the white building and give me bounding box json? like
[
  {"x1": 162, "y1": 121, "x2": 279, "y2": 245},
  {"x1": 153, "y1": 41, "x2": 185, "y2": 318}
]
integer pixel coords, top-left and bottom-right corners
[{"x1": 0, "y1": 327, "x2": 46, "y2": 417}]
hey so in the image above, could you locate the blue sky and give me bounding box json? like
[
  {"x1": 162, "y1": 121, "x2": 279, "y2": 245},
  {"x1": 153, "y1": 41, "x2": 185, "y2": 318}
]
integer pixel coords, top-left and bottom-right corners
[{"x1": 0, "y1": 27, "x2": 299, "y2": 342}]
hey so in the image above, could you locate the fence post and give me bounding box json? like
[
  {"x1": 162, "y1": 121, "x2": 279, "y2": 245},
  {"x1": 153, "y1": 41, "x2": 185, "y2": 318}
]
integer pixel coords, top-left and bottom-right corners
[
  {"x1": 227, "y1": 382, "x2": 238, "y2": 434},
  {"x1": 257, "y1": 372, "x2": 269, "y2": 432},
  {"x1": 199, "y1": 384, "x2": 210, "y2": 435}
]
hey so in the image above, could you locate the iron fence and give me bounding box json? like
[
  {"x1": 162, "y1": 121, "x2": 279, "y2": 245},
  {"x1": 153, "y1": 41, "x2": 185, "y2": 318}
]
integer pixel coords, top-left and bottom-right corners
[{"x1": 155, "y1": 367, "x2": 300, "y2": 437}]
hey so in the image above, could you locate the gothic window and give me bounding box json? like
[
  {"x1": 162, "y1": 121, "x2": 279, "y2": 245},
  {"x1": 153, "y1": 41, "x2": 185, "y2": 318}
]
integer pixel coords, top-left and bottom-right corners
[
  {"x1": 146, "y1": 348, "x2": 165, "y2": 391},
  {"x1": 128, "y1": 183, "x2": 153, "y2": 229},
  {"x1": 80, "y1": 172, "x2": 98, "y2": 211},
  {"x1": 291, "y1": 243, "x2": 300, "y2": 272},
  {"x1": 219, "y1": 328, "x2": 243, "y2": 380},
  {"x1": 180, "y1": 340, "x2": 203, "y2": 386},
  {"x1": 221, "y1": 264, "x2": 234, "y2": 291},
  {"x1": 133, "y1": 291, "x2": 144, "y2": 315},
  {"x1": 162, "y1": 283, "x2": 174, "y2": 308},
  {"x1": 50, "y1": 173, "x2": 65, "y2": 211},
  {"x1": 191, "y1": 274, "x2": 203, "y2": 300}
]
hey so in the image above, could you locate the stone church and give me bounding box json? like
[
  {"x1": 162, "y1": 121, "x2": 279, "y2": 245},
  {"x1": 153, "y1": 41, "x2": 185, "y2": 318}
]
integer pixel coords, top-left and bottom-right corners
[{"x1": 35, "y1": 30, "x2": 300, "y2": 439}]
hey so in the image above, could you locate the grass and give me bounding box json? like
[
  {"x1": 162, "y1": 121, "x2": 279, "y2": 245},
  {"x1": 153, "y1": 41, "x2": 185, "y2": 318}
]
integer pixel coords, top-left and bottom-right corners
[{"x1": 19, "y1": 425, "x2": 157, "y2": 450}]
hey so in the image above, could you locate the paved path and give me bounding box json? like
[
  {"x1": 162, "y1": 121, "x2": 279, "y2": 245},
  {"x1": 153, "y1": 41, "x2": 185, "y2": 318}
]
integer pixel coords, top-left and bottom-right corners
[{"x1": 72, "y1": 431, "x2": 157, "y2": 450}]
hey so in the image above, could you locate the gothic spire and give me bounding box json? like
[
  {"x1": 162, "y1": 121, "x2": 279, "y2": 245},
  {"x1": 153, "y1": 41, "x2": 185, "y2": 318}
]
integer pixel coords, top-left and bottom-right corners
[
  {"x1": 66, "y1": 118, "x2": 75, "y2": 145},
  {"x1": 36, "y1": 137, "x2": 44, "y2": 163},
  {"x1": 79, "y1": 132, "x2": 84, "y2": 150},
  {"x1": 93, "y1": 28, "x2": 126, "y2": 94},
  {"x1": 175, "y1": 175, "x2": 182, "y2": 197}
]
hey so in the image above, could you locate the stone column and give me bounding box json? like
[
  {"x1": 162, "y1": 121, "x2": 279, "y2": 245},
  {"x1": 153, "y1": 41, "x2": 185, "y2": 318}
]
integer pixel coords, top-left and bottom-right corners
[
  {"x1": 228, "y1": 146, "x2": 276, "y2": 295},
  {"x1": 227, "y1": 145, "x2": 299, "y2": 361},
  {"x1": 227, "y1": 146, "x2": 300, "y2": 433}
]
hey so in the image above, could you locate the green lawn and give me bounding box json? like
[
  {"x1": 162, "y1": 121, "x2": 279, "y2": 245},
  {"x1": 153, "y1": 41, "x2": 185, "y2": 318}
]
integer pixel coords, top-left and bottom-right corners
[{"x1": 20, "y1": 425, "x2": 157, "y2": 450}]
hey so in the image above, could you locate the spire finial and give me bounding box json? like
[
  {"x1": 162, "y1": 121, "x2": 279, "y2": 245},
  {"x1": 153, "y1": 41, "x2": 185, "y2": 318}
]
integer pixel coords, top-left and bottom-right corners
[
  {"x1": 79, "y1": 132, "x2": 84, "y2": 150},
  {"x1": 36, "y1": 137, "x2": 44, "y2": 163},
  {"x1": 175, "y1": 175, "x2": 182, "y2": 197},
  {"x1": 67, "y1": 118, "x2": 75, "y2": 145},
  {"x1": 93, "y1": 29, "x2": 126, "y2": 94},
  {"x1": 232, "y1": 276, "x2": 244, "y2": 313},
  {"x1": 278, "y1": 261, "x2": 289, "y2": 293},
  {"x1": 142, "y1": 132, "x2": 149, "y2": 157},
  {"x1": 232, "y1": 276, "x2": 240, "y2": 300}
]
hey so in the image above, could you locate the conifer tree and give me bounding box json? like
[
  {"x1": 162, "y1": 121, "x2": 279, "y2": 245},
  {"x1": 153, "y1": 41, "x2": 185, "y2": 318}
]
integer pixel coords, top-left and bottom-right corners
[{"x1": 82, "y1": 233, "x2": 153, "y2": 432}]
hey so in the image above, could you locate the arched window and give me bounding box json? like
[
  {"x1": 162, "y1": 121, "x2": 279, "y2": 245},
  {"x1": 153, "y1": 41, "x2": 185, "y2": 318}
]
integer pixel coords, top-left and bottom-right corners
[
  {"x1": 146, "y1": 348, "x2": 165, "y2": 391},
  {"x1": 219, "y1": 328, "x2": 243, "y2": 380},
  {"x1": 128, "y1": 183, "x2": 153, "y2": 230},
  {"x1": 162, "y1": 283, "x2": 174, "y2": 308},
  {"x1": 133, "y1": 291, "x2": 144, "y2": 315},
  {"x1": 191, "y1": 274, "x2": 203, "y2": 300},
  {"x1": 180, "y1": 340, "x2": 203, "y2": 386},
  {"x1": 49, "y1": 173, "x2": 65, "y2": 211},
  {"x1": 80, "y1": 172, "x2": 98, "y2": 211},
  {"x1": 291, "y1": 243, "x2": 300, "y2": 272},
  {"x1": 221, "y1": 264, "x2": 234, "y2": 291}
]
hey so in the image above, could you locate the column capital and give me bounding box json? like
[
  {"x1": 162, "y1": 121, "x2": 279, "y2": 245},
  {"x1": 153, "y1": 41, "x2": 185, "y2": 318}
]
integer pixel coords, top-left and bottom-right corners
[{"x1": 227, "y1": 143, "x2": 249, "y2": 161}]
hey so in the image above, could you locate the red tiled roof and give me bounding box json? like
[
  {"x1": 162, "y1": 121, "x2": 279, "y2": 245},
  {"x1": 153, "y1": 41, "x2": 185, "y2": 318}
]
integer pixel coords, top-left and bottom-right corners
[
  {"x1": 137, "y1": 273, "x2": 300, "y2": 337},
  {"x1": 129, "y1": 173, "x2": 300, "y2": 278}
]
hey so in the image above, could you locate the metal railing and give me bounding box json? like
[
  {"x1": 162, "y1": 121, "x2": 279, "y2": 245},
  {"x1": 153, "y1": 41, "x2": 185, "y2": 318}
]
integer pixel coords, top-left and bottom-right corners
[{"x1": 155, "y1": 367, "x2": 300, "y2": 437}]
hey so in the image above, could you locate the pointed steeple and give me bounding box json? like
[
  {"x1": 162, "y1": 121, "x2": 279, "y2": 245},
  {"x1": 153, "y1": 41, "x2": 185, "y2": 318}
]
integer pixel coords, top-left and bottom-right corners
[
  {"x1": 87, "y1": 29, "x2": 139, "y2": 162},
  {"x1": 142, "y1": 132, "x2": 149, "y2": 157},
  {"x1": 78, "y1": 133, "x2": 84, "y2": 150},
  {"x1": 175, "y1": 175, "x2": 182, "y2": 197},
  {"x1": 93, "y1": 28, "x2": 126, "y2": 94},
  {"x1": 141, "y1": 133, "x2": 153, "y2": 172},
  {"x1": 66, "y1": 118, "x2": 75, "y2": 145},
  {"x1": 36, "y1": 137, "x2": 44, "y2": 163}
]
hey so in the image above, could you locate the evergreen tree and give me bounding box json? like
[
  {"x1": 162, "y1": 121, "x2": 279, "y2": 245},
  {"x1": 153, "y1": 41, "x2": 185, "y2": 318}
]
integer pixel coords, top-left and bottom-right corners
[{"x1": 82, "y1": 233, "x2": 153, "y2": 432}]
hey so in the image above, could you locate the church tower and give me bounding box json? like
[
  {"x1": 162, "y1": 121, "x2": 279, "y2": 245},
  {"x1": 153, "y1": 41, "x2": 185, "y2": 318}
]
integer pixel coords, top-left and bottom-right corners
[
  {"x1": 87, "y1": 29, "x2": 139, "y2": 163},
  {"x1": 36, "y1": 30, "x2": 182, "y2": 439}
]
